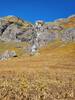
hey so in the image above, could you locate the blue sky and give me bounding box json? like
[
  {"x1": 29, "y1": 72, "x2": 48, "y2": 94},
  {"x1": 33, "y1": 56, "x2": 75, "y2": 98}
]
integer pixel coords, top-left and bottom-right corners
[{"x1": 0, "y1": 0, "x2": 75, "y2": 22}]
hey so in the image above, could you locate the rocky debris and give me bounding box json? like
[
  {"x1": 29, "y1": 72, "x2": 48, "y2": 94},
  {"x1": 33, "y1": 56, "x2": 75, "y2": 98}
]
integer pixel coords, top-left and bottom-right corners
[
  {"x1": 0, "y1": 15, "x2": 75, "y2": 55},
  {"x1": 1, "y1": 16, "x2": 32, "y2": 27},
  {"x1": 45, "y1": 23, "x2": 63, "y2": 31},
  {"x1": 35, "y1": 20, "x2": 44, "y2": 28},
  {"x1": 61, "y1": 28, "x2": 75, "y2": 42},
  {"x1": 17, "y1": 28, "x2": 34, "y2": 42},
  {"x1": 30, "y1": 44, "x2": 38, "y2": 55},
  {"x1": 0, "y1": 15, "x2": 75, "y2": 43},
  {"x1": 0, "y1": 50, "x2": 17, "y2": 61},
  {"x1": 29, "y1": 20, "x2": 64, "y2": 54}
]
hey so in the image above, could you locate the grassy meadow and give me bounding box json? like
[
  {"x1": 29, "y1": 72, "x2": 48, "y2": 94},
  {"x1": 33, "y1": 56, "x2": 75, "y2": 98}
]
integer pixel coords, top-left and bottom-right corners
[{"x1": 0, "y1": 41, "x2": 75, "y2": 100}]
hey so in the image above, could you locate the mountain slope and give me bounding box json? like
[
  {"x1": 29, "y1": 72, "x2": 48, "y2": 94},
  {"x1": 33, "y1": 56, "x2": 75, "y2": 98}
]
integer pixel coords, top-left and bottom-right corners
[
  {"x1": 0, "y1": 15, "x2": 75, "y2": 100},
  {"x1": 0, "y1": 15, "x2": 75, "y2": 55}
]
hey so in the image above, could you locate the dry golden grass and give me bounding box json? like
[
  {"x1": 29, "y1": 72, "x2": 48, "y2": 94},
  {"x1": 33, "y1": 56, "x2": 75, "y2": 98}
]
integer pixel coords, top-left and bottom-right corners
[{"x1": 0, "y1": 41, "x2": 75, "y2": 100}]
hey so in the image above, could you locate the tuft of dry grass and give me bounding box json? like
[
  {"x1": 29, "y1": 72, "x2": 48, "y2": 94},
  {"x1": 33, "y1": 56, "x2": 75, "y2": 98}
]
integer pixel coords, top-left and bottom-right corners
[{"x1": 0, "y1": 70, "x2": 75, "y2": 100}]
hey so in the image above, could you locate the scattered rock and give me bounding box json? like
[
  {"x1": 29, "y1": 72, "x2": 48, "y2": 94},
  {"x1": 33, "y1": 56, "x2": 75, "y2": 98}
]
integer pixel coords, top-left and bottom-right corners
[
  {"x1": 61, "y1": 28, "x2": 75, "y2": 42},
  {"x1": 0, "y1": 50, "x2": 17, "y2": 61},
  {"x1": 0, "y1": 15, "x2": 75, "y2": 55}
]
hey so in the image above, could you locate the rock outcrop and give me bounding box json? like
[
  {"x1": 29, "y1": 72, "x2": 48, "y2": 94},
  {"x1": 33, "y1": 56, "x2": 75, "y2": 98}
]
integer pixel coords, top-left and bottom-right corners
[
  {"x1": 0, "y1": 16, "x2": 33, "y2": 42},
  {"x1": 0, "y1": 15, "x2": 75, "y2": 55},
  {"x1": 0, "y1": 50, "x2": 17, "y2": 61}
]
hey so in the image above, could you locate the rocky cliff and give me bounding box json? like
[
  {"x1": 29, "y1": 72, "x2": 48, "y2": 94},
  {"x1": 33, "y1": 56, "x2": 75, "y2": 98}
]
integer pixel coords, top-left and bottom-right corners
[
  {"x1": 0, "y1": 16, "x2": 33, "y2": 42},
  {"x1": 0, "y1": 15, "x2": 75, "y2": 54}
]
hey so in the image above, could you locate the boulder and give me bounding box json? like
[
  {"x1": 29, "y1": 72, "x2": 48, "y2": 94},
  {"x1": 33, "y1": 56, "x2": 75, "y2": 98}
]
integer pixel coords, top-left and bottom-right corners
[
  {"x1": 0, "y1": 16, "x2": 32, "y2": 42},
  {"x1": 1, "y1": 24, "x2": 21, "y2": 42},
  {"x1": 0, "y1": 50, "x2": 17, "y2": 61}
]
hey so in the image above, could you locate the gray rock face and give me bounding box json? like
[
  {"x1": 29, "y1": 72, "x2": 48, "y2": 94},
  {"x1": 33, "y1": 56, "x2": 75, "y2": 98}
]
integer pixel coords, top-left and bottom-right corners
[
  {"x1": 0, "y1": 24, "x2": 33, "y2": 42},
  {"x1": 0, "y1": 16, "x2": 33, "y2": 42},
  {"x1": 28, "y1": 22, "x2": 58, "y2": 54},
  {"x1": 0, "y1": 16, "x2": 75, "y2": 55},
  {"x1": 17, "y1": 28, "x2": 33, "y2": 42},
  {"x1": 0, "y1": 50, "x2": 17, "y2": 61},
  {"x1": 61, "y1": 28, "x2": 75, "y2": 42},
  {"x1": 0, "y1": 24, "x2": 22, "y2": 42}
]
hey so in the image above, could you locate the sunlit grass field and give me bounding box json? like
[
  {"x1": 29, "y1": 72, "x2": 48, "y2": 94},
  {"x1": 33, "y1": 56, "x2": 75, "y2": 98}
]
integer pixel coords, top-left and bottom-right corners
[{"x1": 0, "y1": 41, "x2": 75, "y2": 100}]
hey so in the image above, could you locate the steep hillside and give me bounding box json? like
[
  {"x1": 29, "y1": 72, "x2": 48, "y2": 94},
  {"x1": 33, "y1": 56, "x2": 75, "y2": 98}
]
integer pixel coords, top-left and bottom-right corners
[
  {"x1": 0, "y1": 15, "x2": 75, "y2": 56},
  {"x1": 0, "y1": 15, "x2": 75, "y2": 100},
  {"x1": 0, "y1": 15, "x2": 75, "y2": 44},
  {"x1": 55, "y1": 15, "x2": 75, "y2": 28}
]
